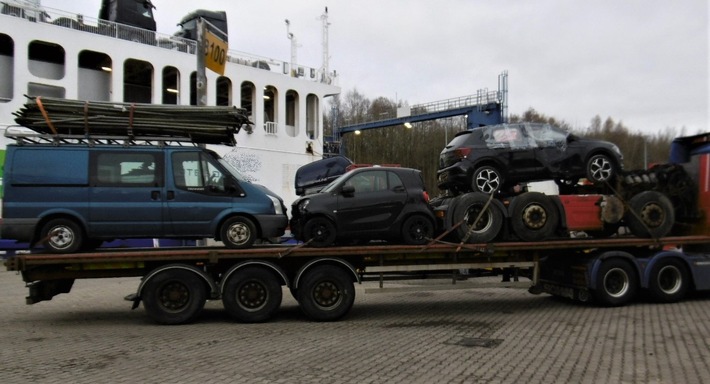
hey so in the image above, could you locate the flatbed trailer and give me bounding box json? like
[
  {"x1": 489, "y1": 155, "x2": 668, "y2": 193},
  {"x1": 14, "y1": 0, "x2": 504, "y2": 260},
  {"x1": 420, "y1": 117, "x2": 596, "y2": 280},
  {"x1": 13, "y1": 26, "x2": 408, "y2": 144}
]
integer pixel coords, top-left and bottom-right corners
[{"x1": 5, "y1": 234, "x2": 710, "y2": 324}]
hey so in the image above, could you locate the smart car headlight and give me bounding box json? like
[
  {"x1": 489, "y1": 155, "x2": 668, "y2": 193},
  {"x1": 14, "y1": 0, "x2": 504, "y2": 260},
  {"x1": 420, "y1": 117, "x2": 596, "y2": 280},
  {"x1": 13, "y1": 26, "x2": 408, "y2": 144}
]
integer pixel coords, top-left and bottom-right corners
[{"x1": 298, "y1": 199, "x2": 310, "y2": 214}]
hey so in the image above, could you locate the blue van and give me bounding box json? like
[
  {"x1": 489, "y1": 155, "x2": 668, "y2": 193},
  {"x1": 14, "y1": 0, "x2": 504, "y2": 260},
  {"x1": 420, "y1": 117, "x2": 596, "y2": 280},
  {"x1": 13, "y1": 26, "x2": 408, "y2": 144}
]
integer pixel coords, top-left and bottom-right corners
[{"x1": 1, "y1": 143, "x2": 288, "y2": 253}]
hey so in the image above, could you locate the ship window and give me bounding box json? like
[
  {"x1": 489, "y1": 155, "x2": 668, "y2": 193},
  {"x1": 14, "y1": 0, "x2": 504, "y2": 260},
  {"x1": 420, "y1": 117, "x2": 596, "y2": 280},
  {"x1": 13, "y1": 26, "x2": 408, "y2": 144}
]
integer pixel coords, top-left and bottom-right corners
[
  {"x1": 78, "y1": 50, "x2": 111, "y2": 101},
  {"x1": 240, "y1": 81, "x2": 255, "y2": 118},
  {"x1": 27, "y1": 83, "x2": 66, "y2": 98},
  {"x1": 0, "y1": 33, "x2": 13, "y2": 102},
  {"x1": 162, "y1": 66, "x2": 179, "y2": 104},
  {"x1": 123, "y1": 58, "x2": 153, "y2": 103},
  {"x1": 306, "y1": 94, "x2": 319, "y2": 139},
  {"x1": 216, "y1": 76, "x2": 231, "y2": 106},
  {"x1": 264, "y1": 86, "x2": 277, "y2": 134},
  {"x1": 286, "y1": 90, "x2": 299, "y2": 137},
  {"x1": 28, "y1": 40, "x2": 65, "y2": 80}
]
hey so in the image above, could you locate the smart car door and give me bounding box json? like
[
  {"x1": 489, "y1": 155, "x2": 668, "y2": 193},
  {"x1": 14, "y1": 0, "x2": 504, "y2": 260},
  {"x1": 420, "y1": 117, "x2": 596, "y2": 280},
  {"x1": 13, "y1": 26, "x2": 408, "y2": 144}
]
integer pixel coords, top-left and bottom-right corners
[{"x1": 335, "y1": 170, "x2": 407, "y2": 234}]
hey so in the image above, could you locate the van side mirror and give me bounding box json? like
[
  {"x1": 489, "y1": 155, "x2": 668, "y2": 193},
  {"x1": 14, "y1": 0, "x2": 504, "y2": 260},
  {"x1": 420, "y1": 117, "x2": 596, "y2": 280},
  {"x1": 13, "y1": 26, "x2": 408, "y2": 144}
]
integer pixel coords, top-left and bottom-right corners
[{"x1": 341, "y1": 185, "x2": 355, "y2": 196}]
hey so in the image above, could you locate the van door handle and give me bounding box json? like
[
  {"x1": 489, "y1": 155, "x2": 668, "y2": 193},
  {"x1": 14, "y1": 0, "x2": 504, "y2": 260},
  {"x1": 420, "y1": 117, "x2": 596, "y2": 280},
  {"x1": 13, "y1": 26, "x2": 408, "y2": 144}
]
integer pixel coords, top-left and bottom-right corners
[{"x1": 151, "y1": 191, "x2": 161, "y2": 200}]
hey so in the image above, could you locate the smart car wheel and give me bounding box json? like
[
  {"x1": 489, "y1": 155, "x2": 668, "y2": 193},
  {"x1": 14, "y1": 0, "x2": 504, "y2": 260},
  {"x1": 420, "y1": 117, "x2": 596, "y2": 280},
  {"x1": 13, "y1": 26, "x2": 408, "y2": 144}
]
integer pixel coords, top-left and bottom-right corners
[
  {"x1": 303, "y1": 217, "x2": 337, "y2": 247},
  {"x1": 471, "y1": 166, "x2": 503, "y2": 194},
  {"x1": 221, "y1": 216, "x2": 257, "y2": 249},
  {"x1": 401, "y1": 215, "x2": 434, "y2": 245},
  {"x1": 586, "y1": 154, "x2": 615, "y2": 183}
]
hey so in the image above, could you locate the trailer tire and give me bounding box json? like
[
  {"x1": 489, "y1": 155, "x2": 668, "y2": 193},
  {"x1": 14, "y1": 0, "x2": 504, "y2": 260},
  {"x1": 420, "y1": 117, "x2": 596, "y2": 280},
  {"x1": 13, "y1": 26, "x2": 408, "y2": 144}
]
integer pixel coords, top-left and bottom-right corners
[
  {"x1": 297, "y1": 265, "x2": 355, "y2": 321},
  {"x1": 142, "y1": 269, "x2": 207, "y2": 325},
  {"x1": 220, "y1": 216, "x2": 257, "y2": 249},
  {"x1": 222, "y1": 267, "x2": 282, "y2": 323},
  {"x1": 509, "y1": 192, "x2": 559, "y2": 241},
  {"x1": 625, "y1": 191, "x2": 674, "y2": 238},
  {"x1": 453, "y1": 193, "x2": 503, "y2": 243},
  {"x1": 303, "y1": 217, "x2": 337, "y2": 247},
  {"x1": 401, "y1": 214, "x2": 434, "y2": 245},
  {"x1": 40, "y1": 218, "x2": 84, "y2": 254},
  {"x1": 648, "y1": 258, "x2": 689, "y2": 303},
  {"x1": 593, "y1": 259, "x2": 637, "y2": 306}
]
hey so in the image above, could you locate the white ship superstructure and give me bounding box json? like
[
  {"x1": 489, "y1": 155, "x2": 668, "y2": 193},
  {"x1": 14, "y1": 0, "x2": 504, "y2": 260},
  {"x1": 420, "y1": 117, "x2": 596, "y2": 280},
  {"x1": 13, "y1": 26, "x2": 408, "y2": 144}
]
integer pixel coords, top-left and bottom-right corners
[{"x1": 0, "y1": 1, "x2": 340, "y2": 206}]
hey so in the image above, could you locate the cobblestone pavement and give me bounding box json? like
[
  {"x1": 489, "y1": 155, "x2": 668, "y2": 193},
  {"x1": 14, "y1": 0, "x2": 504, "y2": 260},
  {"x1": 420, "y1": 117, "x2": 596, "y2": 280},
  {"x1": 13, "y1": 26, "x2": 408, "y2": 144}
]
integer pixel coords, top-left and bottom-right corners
[{"x1": 1, "y1": 270, "x2": 709, "y2": 384}]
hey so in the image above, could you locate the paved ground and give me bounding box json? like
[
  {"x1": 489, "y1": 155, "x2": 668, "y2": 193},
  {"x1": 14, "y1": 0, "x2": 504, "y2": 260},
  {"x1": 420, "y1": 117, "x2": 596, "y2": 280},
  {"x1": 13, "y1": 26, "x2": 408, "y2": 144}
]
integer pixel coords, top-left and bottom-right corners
[{"x1": 1, "y1": 270, "x2": 709, "y2": 384}]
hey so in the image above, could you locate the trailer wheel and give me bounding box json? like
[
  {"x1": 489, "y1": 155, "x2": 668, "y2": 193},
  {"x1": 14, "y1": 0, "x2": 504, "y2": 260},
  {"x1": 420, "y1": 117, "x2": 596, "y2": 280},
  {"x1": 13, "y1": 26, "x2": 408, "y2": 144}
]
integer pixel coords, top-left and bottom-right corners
[
  {"x1": 303, "y1": 217, "x2": 337, "y2": 247},
  {"x1": 593, "y1": 259, "x2": 638, "y2": 306},
  {"x1": 648, "y1": 258, "x2": 689, "y2": 303},
  {"x1": 401, "y1": 214, "x2": 434, "y2": 245},
  {"x1": 222, "y1": 267, "x2": 282, "y2": 322},
  {"x1": 625, "y1": 191, "x2": 674, "y2": 238},
  {"x1": 297, "y1": 265, "x2": 355, "y2": 321},
  {"x1": 453, "y1": 193, "x2": 503, "y2": 243},
  {"x1": 40, "y1": 218, "x2": 83, "y2": 254},
  {"x1": 220, "y1": 216, "x2": 257, "y2": 249},
  {"x1": 142, "y1": 269, "x2": 207, "y2": 325},
  {"x1": 509, "y1": 192, "x2": 559, "y2": 241}
]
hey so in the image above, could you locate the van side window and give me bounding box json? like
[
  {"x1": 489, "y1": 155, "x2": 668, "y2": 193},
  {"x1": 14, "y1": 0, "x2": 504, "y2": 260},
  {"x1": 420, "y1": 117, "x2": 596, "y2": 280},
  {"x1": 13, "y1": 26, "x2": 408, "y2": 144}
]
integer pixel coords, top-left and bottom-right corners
[
  {"x1": 172, "y1": 152, "x2": 226, "y2": 193},
  {"x1": 93, "y1": 152, "x2": 161, "y2": 187}
]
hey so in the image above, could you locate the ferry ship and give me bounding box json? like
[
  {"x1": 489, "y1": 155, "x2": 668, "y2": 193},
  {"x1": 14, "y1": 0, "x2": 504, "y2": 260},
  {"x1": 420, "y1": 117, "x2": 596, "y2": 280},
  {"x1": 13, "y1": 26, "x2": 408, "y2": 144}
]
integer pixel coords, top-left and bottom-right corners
[{"x1": 0, "y1": 0, "x2": 340, "y2": 207}]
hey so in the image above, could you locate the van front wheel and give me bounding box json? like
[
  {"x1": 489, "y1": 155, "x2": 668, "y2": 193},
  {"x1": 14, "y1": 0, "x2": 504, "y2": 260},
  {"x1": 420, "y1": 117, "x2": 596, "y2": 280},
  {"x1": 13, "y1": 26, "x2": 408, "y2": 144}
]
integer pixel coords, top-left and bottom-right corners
[
  {"x1": 221, "y1": 216, "x2": 257, "y2": 249},
  {"x1": 40, "y1": 218, "x2": 83, "y2": 254}
]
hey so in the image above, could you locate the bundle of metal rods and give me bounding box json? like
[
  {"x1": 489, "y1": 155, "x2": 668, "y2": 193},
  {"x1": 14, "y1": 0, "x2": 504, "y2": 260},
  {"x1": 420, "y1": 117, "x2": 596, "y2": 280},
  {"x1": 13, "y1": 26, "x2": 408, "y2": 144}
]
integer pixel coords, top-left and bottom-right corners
[{"x1": 13, "y1": 96, "x2": 252, "y2": 146}]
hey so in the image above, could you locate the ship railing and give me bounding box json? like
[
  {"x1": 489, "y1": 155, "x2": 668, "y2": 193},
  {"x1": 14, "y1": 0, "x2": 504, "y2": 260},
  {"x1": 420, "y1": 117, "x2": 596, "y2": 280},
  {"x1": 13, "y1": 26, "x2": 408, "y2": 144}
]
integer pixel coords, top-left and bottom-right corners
[
  {"x1": 264, "y1": 122, "x2": 278, "y2": 136},
  {"x1": 0, "y1": 2, "x2": 338, "y2": 85}
]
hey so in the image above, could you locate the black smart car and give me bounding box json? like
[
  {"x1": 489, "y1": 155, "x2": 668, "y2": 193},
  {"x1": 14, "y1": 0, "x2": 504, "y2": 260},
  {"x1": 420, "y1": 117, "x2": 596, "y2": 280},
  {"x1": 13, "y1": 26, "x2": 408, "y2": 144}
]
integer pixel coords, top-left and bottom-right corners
[
  {"x1": 290, "y1": 167, "x2": 436, "y2": 247},
  {"x1": 437, "y1": 123, "x2": 624, "y2": 194}
]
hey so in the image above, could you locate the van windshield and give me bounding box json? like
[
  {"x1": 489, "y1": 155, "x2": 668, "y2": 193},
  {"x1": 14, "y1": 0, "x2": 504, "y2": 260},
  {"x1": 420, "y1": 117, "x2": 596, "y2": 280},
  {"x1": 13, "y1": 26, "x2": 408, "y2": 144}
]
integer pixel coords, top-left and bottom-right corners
[{"x1": 218, "y1": 158, "x2": 249, "y2": 182}]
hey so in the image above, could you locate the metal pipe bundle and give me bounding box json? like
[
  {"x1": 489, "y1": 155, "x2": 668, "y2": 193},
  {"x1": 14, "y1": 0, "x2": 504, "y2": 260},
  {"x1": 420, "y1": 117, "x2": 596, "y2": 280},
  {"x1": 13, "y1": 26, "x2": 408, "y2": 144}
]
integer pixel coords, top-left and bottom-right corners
[{"x1": 13, "y1": 96, "x2": 252, "y2": 146}]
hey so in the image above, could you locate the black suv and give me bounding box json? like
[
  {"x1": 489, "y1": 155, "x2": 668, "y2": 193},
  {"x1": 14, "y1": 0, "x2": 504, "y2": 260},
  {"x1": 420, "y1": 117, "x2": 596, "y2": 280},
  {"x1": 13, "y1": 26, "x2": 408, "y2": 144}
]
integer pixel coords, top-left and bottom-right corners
[
  {"x1": 290, "y1": 167, "x2": 436, "y2": 247},
  {"x1": 437, "y1": 123, "x2": 623, "y2": 194}
]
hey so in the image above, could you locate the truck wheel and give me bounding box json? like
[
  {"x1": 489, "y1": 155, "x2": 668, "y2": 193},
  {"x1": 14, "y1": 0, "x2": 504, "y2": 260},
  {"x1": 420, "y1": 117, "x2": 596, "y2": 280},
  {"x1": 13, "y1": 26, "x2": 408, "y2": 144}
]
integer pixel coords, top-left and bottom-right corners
[
  {"x1": 593, "y1": 259, "x2": 638, "y2": 306},
  {"x1": 303, "y1": 217, "x2": 337, "y2": 247},
  {"x1": 624, "y1": 191, "x2": 674, "y2": 238},
  {"x1": 453, "y1": 193, "x2": 503, "y2": 243},
  {"x1": 222, "y1": 267, "x2": 282, "y2": 322},
  {"x1": 471, "y1": 166, "x2": 503, "y2": 194},
  {"x1": 297, "y1": 265, "x2": 355, "y2": 321},
  {"x1": 220, "y1": 216, "x2": 257, "y2": 249},
  {"x1": 648, "y1": 258, "x2": 689, "y2": 303},
  {"x1": 401, "y1": 214, "x2": 434, "y2": 245},
  {"x1": 40, "y1": 218, "x2": 83, "y2": 254},
  {"x1": 142, "y1": 269, "x2": 207, "y2": 325},
  {"x1": 509, "y1": 192, "x2": 559, "y2": 241},
  {"x1": 586, "y1": 153, "x2": 615, "y2": 183}
]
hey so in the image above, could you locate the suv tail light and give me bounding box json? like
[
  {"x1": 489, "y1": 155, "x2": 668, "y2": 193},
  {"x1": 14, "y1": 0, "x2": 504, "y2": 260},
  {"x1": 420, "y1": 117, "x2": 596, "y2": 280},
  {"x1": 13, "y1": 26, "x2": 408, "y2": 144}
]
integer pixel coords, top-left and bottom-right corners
[
  {"x1": 423, "y1": 191, "x2": 430, "y2": 202},
  {"x1": 454, "y1": 147, "x2": 472, "y2": 159}
]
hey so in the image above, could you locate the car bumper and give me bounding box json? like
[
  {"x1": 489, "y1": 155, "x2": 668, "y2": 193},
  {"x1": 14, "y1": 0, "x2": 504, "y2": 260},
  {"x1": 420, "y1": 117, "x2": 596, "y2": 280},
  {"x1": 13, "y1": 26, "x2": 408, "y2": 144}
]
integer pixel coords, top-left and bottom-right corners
[
  {"x1": 437, "y1": 164, "x2": 469, "y2": 190},
  {"x1": 254, "y1": 214, "x2": 288, "y2": 238},
  {"x1": 1, "y1": 218, "x2": 39, "y2": 242}
]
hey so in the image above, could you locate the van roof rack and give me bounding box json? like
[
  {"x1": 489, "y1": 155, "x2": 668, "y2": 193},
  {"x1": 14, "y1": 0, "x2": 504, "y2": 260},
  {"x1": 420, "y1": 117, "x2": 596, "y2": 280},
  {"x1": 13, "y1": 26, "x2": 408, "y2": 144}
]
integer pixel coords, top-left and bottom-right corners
[
  {"x1": 4, "y1": 127, "x2": 199, "y2": 147},
  {"x1": 11, "y1": 96, "x2": 251, "y2": 146}
]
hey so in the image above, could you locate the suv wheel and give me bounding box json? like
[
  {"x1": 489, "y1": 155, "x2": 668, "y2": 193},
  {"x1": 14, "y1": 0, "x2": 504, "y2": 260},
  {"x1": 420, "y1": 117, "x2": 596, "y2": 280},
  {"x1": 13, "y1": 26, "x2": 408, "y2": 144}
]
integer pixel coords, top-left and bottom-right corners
[
  {"x1": 471, "y1": 166, "x2": 503, "y2": 194},
  {"x1": 586, "y1": 154, "x2": 615, "y2": 183}
]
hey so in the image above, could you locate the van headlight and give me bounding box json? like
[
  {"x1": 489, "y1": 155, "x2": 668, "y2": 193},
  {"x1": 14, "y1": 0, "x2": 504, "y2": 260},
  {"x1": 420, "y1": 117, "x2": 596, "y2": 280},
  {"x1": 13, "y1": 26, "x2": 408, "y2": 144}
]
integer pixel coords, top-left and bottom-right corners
[{"x1": 267, "y1": 195, "x2": 284, "y2": 215}]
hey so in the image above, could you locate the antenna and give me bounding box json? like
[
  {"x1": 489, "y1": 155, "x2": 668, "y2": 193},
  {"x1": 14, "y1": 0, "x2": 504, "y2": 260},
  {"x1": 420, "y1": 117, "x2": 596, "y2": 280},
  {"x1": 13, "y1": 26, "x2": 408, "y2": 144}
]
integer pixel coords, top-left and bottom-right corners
[
  {"x1": 285, "y1": 19, "x2": 299, "y2": 76},
  {"x1": 320, "y1": 7, "x2": 331, "y2": 83}
]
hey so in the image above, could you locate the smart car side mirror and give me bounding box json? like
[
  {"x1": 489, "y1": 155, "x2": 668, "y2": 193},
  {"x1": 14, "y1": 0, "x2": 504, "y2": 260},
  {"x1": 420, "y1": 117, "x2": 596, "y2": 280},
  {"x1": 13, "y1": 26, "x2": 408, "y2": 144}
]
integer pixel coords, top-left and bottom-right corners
[{"x1": 341, "y1": 185, "x2": 355, "y2": 196}]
